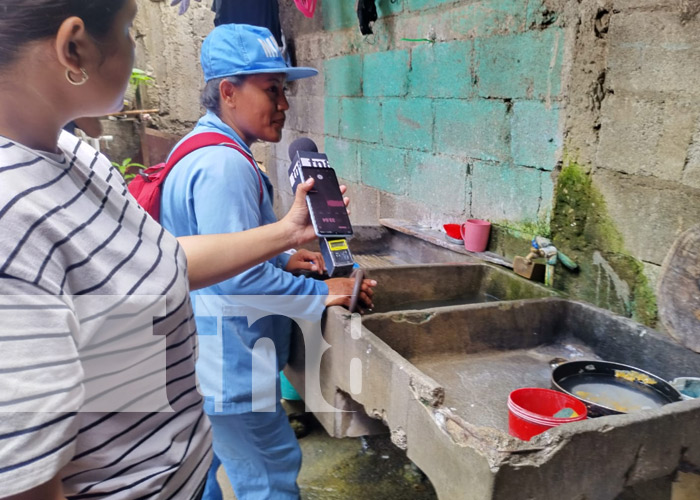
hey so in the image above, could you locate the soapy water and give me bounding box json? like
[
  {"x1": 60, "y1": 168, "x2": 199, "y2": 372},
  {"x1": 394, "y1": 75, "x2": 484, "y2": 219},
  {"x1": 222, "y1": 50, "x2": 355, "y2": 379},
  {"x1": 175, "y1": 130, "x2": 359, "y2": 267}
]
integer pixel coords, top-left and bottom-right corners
[{"x1": 559, "y1": 375, "x2": 669, "y2": 413}]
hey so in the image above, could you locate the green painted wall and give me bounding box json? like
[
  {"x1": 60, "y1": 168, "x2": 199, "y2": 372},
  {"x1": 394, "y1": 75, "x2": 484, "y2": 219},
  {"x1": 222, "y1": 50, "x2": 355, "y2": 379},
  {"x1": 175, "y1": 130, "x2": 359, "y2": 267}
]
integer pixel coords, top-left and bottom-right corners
[
  {"x1": 322, "y1": 0, "x2": 563, "y2": 224},
  {"x1": 315, "y1": 0, "x2": 662, "y2": 326}
]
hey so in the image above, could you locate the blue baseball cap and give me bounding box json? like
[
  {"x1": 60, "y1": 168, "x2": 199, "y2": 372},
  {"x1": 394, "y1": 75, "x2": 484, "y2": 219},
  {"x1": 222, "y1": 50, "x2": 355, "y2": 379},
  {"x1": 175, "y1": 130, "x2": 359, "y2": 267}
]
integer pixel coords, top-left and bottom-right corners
[{"x1": 201, "y1": 24, "x2": 318, "y2": 82}]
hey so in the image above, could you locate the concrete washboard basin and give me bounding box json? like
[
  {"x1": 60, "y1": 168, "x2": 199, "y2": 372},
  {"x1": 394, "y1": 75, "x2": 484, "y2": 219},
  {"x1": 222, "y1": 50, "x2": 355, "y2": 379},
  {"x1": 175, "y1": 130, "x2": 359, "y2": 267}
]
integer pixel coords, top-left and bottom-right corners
[
  {"x1": 363, "y1": 263, "x2": 556, "y2": 313},
  {"x1": 284, "y1": 263, "x2": 700, "y2": 499}
]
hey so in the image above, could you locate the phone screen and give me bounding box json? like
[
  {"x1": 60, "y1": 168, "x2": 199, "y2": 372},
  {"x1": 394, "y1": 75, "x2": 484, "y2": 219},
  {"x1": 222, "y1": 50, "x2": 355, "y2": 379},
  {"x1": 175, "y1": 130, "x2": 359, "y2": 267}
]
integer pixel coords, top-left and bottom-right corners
[{"x1": 302, "y1": 166, "x2": 353, "y2": 237}]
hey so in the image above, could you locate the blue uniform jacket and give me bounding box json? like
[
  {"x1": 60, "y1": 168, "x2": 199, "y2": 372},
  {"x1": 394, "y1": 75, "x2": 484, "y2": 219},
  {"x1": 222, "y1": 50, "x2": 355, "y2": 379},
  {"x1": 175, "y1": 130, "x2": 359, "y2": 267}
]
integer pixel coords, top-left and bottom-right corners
[{"x1": 160, "y1": 111, "x2": 328, "y2": 414}]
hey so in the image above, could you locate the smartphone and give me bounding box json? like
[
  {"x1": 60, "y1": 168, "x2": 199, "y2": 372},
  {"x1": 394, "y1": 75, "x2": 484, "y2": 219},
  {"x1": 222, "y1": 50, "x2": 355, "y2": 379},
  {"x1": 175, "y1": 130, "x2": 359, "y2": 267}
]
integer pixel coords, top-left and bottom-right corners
[{"x1": 300, "y1": 166, "x2": 353, "y2": 237}]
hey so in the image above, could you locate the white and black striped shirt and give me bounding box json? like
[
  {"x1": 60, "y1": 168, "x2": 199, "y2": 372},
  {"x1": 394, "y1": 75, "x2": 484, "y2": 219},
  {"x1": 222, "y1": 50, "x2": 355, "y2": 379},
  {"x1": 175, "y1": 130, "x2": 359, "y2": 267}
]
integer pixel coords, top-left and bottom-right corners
[{"x1": 0, "y1": 132, "x2": 211, "y2": 498}]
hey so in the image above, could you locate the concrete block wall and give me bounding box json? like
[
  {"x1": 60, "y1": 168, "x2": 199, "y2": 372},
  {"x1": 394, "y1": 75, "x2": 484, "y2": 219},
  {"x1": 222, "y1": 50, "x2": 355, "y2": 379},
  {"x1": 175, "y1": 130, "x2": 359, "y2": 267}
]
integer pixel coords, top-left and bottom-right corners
[
  {"x1": 132, "y1": 0, "x2": 700, "y2": 326},
  {"x1": 274, "y1": 0, "x2": 700, "y2": 325},
  {"x1": 278, "y1": 0, "x2": 565, "y2": 230},
  {"x1": 592, "y1": 4, "x2": 700, "y2": 264},
  {"x1": 560, "y1": 0, "x2": 700, "y2": 323}
]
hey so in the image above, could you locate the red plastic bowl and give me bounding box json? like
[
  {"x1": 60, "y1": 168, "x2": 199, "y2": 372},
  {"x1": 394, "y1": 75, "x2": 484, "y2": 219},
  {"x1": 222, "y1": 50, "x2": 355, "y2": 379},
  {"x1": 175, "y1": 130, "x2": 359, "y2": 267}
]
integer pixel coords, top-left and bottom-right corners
[
  {"x1": 508, "y1": 388, "x2": 588, "y2": 441},
  {"x1": 443, "y1": 223, "x2": 463, "y2": 241}
]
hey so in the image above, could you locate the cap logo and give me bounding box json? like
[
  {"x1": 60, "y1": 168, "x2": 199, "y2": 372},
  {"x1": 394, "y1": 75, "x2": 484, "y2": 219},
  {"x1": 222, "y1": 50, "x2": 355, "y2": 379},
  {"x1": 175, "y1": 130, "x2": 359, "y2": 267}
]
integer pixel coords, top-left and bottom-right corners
[{"x1": 258, "y1": 36, "x2": 280, "y2": 58}]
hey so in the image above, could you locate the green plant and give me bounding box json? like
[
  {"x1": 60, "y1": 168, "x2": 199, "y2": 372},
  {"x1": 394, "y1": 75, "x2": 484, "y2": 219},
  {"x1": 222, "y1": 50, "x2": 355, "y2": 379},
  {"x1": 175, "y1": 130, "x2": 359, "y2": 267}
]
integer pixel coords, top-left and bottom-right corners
[
  {"x1": 112, "y1": 157, "x2": 146, "y2": 182},
  {"x1": 124, "y1": 69, "x2": 155, "y2": 109},
  {"x1": 130, "y1": 68, "x2": 155, "y2": 87}
]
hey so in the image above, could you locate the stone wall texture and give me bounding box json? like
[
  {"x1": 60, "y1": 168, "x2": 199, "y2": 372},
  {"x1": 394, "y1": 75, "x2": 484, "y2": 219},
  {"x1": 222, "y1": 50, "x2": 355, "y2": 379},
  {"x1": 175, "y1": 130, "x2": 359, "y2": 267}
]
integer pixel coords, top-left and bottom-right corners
[{"x1": 133, "y1": 0, "x2": 700, "y2": 326}]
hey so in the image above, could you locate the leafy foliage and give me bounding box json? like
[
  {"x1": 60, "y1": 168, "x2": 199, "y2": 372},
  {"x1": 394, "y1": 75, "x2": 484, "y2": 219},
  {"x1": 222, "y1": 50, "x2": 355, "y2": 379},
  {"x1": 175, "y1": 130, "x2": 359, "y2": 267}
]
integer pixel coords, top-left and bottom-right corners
[
  {"x1": 112, "y1": 157, "x2": 146, "y2": 182},
  {"x1": 130, "y1": 68, "x2": 155, "y2": 87}
]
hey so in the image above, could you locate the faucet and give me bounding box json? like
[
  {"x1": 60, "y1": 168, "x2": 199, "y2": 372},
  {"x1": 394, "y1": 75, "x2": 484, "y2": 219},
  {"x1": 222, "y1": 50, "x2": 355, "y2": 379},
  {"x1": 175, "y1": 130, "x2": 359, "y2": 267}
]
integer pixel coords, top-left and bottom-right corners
[{"x1": 524, "y1": 236, "x2": 578, "y2": 287}]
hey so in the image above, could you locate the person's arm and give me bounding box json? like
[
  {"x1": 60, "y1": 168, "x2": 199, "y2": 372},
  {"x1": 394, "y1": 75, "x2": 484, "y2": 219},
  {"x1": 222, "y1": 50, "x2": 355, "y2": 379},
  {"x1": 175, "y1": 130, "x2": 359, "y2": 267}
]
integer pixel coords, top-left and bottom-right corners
[
  {"x1": 0, "y1": 284, "x2": 80, "y2": 499},
  {"x1": 178, "y1": 177, "x2": 319, "y2": 291},
  {"x1": 2, "y1": 475, "x2": 65, "y2": 500}
]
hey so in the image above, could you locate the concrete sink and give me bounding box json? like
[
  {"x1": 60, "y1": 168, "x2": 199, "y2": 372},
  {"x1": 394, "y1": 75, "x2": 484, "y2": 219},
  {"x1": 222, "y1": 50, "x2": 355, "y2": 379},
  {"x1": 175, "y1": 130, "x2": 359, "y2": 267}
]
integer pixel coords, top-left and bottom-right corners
[
  {"x1": 364, "y1": 263, "x2": 555, "y2": 313},
  {"x1": 286, "y1": 226, "x2": 700, "y2": 499},
  {"x1": 286, "y1": 290, "x2": 700, "y2": 499}
]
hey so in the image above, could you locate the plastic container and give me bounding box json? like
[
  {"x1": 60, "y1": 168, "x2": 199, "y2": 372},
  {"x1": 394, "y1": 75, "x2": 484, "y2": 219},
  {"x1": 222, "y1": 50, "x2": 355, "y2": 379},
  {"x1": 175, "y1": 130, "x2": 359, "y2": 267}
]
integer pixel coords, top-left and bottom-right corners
[
  {"x1": 460, "y1": 219, "x2": 491, "y2": 252},
  {"x1": 508, "y1": 387, "x2": 587, "y2": 441},
  {"x1": 443, "y1": 223, "x2": 463, "y2": 244},
  {"x1": 280, "y1": 371, "x2": 302, "y2": 401},
  {"x1": 670, "y1": 377, "x2": 700, "y2": 400}
]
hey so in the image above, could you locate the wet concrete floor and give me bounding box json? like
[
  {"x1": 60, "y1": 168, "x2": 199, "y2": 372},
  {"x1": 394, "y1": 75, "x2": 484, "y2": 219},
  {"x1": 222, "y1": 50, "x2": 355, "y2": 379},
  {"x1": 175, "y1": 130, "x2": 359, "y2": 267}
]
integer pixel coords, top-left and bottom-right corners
[{"x1": 215, "y1": 412, "x2": 437, "y2": 499}]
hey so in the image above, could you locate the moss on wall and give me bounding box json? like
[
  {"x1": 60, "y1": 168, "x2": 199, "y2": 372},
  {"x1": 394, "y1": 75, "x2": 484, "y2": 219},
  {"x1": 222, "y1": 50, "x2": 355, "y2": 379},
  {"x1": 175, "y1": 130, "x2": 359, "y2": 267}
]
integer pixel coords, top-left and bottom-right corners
[
  {"x1": 488, "y1": 220, "x2": 551, "y2": 265},
  {"x1": 466, "y1": 160, "x2": 658, "y2": 327},
  {"x1": 550, "y1": 161, "x2": 658, "y2": 326}
]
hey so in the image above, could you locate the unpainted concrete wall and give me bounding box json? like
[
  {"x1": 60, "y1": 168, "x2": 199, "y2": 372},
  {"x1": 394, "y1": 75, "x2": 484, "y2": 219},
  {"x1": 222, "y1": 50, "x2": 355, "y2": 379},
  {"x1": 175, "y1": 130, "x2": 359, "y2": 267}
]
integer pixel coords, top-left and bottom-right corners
[
  {"x1": 559, "y1": 0, "x2": 700, "y2": 323},
  {"x1": 132, "y1": 0, "x2": 700, "y2": 326}
]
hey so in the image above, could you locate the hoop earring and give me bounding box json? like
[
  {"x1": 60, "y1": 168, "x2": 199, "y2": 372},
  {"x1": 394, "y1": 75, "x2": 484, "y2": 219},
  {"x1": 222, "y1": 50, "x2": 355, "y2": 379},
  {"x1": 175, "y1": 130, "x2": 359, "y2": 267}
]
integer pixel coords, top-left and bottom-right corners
[{"x1": 65, "y1": 68, "x2": 89, "y2": 86}]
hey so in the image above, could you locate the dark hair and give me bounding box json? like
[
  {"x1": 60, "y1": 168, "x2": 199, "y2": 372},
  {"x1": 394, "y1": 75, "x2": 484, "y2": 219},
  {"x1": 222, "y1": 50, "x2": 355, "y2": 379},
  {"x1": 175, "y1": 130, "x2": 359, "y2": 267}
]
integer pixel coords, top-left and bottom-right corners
[
  {"x1": 200, "y1": 76, "x2": 246, "y2": 115},
  {"x1": 0, "y1": 0, "x2": 128, "y2": 67}
]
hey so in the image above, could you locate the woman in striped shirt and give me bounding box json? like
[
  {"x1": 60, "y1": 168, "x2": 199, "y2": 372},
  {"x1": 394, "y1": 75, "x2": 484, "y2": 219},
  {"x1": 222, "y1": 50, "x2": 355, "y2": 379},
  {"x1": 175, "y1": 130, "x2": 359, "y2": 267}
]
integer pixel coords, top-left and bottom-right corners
[{"x1": 0, "y1": 1, "x2": 324, "y2": 499}]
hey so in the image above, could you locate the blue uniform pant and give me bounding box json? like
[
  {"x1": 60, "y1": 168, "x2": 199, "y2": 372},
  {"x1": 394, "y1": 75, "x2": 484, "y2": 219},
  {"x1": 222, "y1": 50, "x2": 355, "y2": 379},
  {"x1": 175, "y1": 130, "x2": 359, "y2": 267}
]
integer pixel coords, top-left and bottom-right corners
[{"x1": 202, "y1": 404, "x2": 302, "y2": 500}]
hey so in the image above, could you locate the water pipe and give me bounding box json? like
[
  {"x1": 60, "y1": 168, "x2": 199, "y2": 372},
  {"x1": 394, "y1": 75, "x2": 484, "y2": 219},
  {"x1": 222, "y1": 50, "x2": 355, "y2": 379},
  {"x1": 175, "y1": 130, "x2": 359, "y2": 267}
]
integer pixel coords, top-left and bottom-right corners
[{"x1": 529, "y1": 236, "x2": 578, "y2": 287}]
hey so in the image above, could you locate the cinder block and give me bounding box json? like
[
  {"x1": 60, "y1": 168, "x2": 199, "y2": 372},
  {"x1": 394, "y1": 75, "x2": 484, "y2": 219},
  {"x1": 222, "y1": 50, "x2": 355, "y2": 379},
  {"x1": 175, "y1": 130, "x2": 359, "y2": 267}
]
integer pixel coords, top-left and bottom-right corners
[
  {"x1": 471, "y1": 161, "x2": 543, "y2": 221},
  {"x1": 540, "y1": 170, "x2": 555, "y2": 220},
  {"x1": 363, "y1": 50, "x2": 410, "y2": 97},
  {"x1": 434, "y1": 99, "x2": 509, "y2": 161},
  {"x1": 340, "y1": 98, "x2": 382, "y2": 143},
  {"x1": 325, "y1": 137, "x2": 360, "y2": 183},
  {"x1": 614, "y1": 0, "x2": 678, "y2": 10},
  {"x1": 406, "y1": 151, "x2": 468, "y2": 212},
  {"x1": 359, "y1": 144, "x2": 407, "y2": 195},
  {"x1": 322, "y1": 0, "x2": 357, "y2": 31},
  {"x1": 476, "y1": 29, "x2": 564, "y2": 99},
  {"x1": 324, "y1": 98, "x2": 341, "y2": 137},
  {"x1": 377, "y1": 0, "x2": 404, "y2": 17},
  {"x1": 397, "y1": 0, "x2": 527, "y2": 42},
  {"x1": 286, "y1": 96, "x2": 324, "y2": 135},
  {"x1": 607, "y1": 11, "x2": 700, "y2": 97},
  {"x1": 285, "y1": 95, "x2": 304, "y2": 132},
  {"x1": 382, "y1": 98, "x2": 433, "y2": 151},
  {"x1": 292, "y1": 60, "x2": 323, "y2": 97},
  {"x1": 510, "y1": 101, "x2": 562, "y2": 170},
  {"x1": 597, "y1": 93, "x2": 697, "y2": 181},
  {"x1": 526, "y1": 0, "x2": 559, "y2": 27},
  {"x1": 324, "y1": 55, "x2": 363, "y2": 97},
  {"x1": 409, "y1": 41, "x2": 474, "y2": 98},
  {"x1": 594, "y1": 170, "x2": 700, "y2": 264},
  {"x1": 406, "y1": 0, "x2": 458, "y2": 12},
  {"x1": 379, "y1": 190, "x2": 461, "y2": 227},
  {"x1": 455, "y1": 0, "x2": 528, "y2": 36},
  {"x1": 682, "y1": 118, "x2": 700, "y2": 190},
  {"x1": 342, "y1": 182, "x2": 380, "y2": 225}
]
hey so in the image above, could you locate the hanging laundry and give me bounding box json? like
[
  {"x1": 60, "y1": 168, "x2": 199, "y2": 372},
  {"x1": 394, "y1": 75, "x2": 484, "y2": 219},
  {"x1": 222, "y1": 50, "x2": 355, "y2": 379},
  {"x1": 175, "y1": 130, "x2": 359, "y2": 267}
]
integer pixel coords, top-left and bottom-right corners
[
  {"x1": 357, "y1": 0, "x2": 378, "y2": 35},
  {"x1": 170, "y1": 0, "x2": 201, "y2": 16},
  {"x1": 293, "y1": 0, "x2": 317, "y2": 18},
  {"x1": 211, "y1": 0, "x2": 283, "y2": 46}
]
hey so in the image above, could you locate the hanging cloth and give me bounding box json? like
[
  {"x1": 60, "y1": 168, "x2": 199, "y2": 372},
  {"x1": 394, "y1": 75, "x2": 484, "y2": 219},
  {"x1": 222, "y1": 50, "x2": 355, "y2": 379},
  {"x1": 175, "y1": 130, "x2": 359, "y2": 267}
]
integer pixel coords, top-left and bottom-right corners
[
  {"x1": 171, "y1": 0, "x2": 201, "y2": 16},
  {"x1": 357, "y1": 0, "x2": 378, "y2": 35},
  {"x1": 293, "y1": 0, "x2": 317, "y2": 18},
  {"x1": 211, "y1": 0, "x2": 283, "y2": 46}
]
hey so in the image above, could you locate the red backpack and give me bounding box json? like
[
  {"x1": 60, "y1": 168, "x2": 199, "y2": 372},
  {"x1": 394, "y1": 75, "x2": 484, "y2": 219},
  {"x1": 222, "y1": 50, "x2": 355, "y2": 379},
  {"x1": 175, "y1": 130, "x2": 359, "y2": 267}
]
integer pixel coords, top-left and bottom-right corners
[{"x1": 127, "y1": 132, "x2": 263, "y2": 222}]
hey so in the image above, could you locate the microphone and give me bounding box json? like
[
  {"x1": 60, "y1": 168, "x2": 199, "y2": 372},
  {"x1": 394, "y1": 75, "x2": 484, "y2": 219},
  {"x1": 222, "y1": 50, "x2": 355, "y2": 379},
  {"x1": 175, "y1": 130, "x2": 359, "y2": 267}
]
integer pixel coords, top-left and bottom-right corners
[
  {"x1": 287, "y1": 137, "x2": 331, "y2": 194},
  {"x1": 288, "y1": 137, "x2": 318, "y2": 160},
  {"x1": 287, "y1": 137, "x2": 356, "y2": 277}
]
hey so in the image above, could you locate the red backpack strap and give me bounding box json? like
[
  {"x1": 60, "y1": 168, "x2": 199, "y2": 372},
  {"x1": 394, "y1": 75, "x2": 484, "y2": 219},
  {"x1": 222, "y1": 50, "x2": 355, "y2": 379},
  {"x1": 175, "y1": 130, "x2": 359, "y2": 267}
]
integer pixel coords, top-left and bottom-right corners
[{"x1": 163, "y1": 132, "x2": 264, "y2": 204}]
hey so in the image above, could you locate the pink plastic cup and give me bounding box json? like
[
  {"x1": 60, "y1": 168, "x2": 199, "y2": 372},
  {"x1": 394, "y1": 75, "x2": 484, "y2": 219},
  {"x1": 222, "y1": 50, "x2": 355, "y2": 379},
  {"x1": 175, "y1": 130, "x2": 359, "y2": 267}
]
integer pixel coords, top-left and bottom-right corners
[{"x1": 460, "y1": 219, "x2": 491, "y2": 252}]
